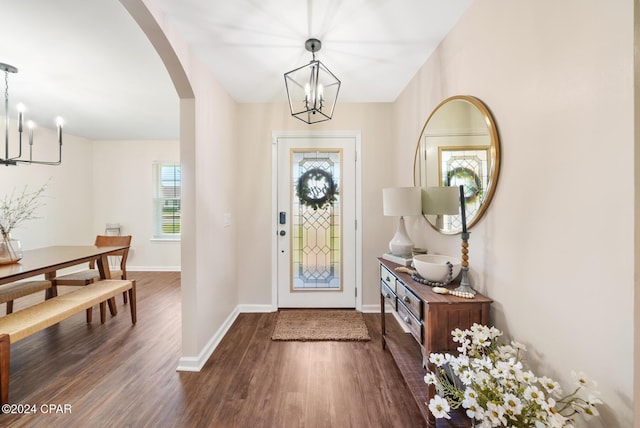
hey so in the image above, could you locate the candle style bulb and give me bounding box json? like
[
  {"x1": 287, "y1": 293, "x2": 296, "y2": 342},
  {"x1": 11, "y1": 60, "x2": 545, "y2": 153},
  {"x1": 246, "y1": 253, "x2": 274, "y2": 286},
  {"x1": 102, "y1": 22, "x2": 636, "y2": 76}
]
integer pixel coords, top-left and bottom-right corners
[
  {"x1": 56, "y1": 117, "x2": 64, "y2": 145},
  {"x1": 17, "y1": 103, "x2": 25, "y2": 132},
  {"x1": 27, "y1": 120, "x2": 35, "y2": 145}
]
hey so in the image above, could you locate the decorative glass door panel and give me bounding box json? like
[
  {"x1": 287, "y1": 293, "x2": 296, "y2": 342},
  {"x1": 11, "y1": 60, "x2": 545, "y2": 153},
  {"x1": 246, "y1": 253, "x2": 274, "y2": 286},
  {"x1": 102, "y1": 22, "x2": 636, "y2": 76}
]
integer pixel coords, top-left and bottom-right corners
[
  {"x1": 291, "y1": 149, "x2": 342, "y2": 290},
  {"x1": 276, "y1": 136, "x2": 356, "y2": 308}
]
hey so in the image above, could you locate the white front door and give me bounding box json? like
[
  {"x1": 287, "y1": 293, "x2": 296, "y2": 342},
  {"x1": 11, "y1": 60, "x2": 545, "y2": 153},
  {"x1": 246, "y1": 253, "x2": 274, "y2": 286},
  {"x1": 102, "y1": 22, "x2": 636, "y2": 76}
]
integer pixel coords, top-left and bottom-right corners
[{"x1": 275, "y1": 134, "x2": 358, "y2": 308}]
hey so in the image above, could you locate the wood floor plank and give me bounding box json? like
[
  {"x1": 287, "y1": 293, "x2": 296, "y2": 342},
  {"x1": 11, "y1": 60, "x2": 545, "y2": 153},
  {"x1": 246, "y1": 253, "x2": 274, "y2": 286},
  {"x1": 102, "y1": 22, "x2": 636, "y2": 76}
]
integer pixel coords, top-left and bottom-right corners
[{"x1": 2, "y1": 272, "x2": 428, "y2": 427}]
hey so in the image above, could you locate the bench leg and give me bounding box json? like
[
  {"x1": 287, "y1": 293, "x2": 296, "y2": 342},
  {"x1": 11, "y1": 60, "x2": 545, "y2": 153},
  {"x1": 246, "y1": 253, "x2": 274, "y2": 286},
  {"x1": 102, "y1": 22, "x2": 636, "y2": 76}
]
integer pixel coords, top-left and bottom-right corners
[
  {"x1": 86, "y1": 307, "x2": 93, "y2": 323},
  {"x1": 100, "y1": 302, "x2": 107, "y2": 324},
  {"x1": 6, "y1": 301, "x2": 13, "y2": 315},
  {"x1": 122, "y1": 290, "x2": 128, "y2": 304},
  {"x1": 129, "y1": 280, "x2": 137, "y2": 324},
  {"x1": 107, "y1": 297, "x2": 117, "y2": 316},
  {"x1": 0, "y1": 334, "x2": 9, "y2": 405}
]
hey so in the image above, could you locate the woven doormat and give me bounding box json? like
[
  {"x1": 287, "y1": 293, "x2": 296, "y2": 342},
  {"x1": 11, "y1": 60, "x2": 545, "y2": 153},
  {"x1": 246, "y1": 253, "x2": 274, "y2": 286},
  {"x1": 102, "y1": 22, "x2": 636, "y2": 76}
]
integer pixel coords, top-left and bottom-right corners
[{"x1": 271, "y1": 310, "x2": 371, "y2": 342}]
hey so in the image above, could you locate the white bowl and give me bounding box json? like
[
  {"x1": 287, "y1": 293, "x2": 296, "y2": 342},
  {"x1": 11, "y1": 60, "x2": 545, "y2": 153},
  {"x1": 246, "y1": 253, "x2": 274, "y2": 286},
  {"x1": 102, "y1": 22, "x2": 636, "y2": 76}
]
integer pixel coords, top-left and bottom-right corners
[{"x1": 413, "y1": 254, "x2": 462, "y2": 282}]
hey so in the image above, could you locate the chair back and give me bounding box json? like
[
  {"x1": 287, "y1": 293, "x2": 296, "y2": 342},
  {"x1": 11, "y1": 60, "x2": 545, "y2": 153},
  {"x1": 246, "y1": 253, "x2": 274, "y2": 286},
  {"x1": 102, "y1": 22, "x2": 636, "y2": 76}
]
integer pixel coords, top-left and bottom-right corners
[{"x1": 91, "y1": 235, "x2": 132, "y2": 275}]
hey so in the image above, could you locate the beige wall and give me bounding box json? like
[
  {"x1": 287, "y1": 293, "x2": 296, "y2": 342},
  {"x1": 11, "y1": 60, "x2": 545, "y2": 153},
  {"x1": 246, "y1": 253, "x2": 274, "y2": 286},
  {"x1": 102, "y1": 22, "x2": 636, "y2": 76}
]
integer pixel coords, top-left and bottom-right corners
[
  {"x1": 235, "y1": 102, "x2": 396, "y2": 309},
  {"x1": 394, "y1": 0, "x2": 633, "y2": 425},
  {"x1": 92, "y1": 140, "x2": 180, "y2": 269}
]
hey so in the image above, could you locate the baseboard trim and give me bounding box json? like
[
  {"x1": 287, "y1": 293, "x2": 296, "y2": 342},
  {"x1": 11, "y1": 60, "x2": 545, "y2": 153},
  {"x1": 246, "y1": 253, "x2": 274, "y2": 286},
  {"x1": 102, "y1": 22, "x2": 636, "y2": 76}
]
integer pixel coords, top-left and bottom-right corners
[
  {"x1": 176, "y1": 306, "x2": 240, "y2": 372},
  {"x1": 128, "y1": 266, "x2": 181, "y2": 272},
  {"x1": 361, "y1": 304, "x2": 381, "y2": 313},
  {"x1": 236, "y1": 304, "x2": 277, "y2": 313}
]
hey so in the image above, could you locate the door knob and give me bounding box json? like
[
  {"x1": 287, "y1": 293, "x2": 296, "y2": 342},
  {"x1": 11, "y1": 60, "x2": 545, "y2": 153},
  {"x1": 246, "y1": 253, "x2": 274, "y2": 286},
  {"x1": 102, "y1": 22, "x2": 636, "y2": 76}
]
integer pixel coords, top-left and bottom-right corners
[{"x1": 279, "y1": 230, "x2": 286, "y2": 236}]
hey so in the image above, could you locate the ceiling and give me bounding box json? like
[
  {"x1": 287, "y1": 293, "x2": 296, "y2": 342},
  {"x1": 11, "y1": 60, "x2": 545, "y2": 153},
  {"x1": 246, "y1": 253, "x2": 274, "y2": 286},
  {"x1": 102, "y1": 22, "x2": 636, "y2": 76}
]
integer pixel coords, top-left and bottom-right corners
[{"x1": 1, "y1": 0, "x2": 471, "y2": 141}]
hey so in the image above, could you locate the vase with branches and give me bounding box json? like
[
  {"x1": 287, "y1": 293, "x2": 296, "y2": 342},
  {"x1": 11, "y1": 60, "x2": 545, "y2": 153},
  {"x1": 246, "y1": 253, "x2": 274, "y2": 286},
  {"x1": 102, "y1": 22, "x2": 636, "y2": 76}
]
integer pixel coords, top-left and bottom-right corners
[{"x1": 0, "y1": 183, "x2": 47, "y2": 264}]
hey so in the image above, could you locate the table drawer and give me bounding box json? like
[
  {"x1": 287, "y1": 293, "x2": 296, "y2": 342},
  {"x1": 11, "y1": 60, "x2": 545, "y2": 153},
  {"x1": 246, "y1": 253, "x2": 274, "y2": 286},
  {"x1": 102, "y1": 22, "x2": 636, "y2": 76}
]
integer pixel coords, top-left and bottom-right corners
[
  {"x1": 380, "y1": 265, "x2": 396, "y2": 291},
  {"x1": 397, "y1": 300, "x2": 422, "y2": 343},
  {"x1": 380, "y1": 281, "x2": 396, "y2": 310},
  {"x1": 396, "y1": 280, "x2": 422, "y2": 320}
]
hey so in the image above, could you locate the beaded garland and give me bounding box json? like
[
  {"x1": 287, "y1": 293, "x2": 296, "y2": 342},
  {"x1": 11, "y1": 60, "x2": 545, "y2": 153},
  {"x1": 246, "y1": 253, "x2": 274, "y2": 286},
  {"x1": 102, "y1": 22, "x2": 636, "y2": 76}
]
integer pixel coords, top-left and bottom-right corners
[{"x1": 410, "y1": 261, "x2": 454, "y2": 287}]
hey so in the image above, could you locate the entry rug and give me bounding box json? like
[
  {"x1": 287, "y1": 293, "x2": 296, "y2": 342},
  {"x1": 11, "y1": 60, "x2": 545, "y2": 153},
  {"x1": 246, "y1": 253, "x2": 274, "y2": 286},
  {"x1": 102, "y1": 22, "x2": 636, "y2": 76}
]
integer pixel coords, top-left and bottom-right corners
[{"x1": 271, "y1": 310, "x2": 371, "y2": 342}]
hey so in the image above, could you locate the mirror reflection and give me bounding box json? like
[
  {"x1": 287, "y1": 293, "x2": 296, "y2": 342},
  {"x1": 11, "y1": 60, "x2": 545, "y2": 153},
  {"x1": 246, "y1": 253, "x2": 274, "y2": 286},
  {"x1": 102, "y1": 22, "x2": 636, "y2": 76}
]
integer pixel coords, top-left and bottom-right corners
[{"x1": 414, "y1": 95, "x2": 500, "y2": 234}]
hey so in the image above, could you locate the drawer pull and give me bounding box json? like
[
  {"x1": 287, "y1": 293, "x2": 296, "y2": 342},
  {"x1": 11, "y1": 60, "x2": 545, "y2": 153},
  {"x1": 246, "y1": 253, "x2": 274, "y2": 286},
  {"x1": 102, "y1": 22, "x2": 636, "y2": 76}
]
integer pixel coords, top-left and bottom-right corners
[
  {"x1": 403, "y1": 316, "x2": 411, "y2": 325},
  {"x1": 385, "y1": 293, "x2": 392, "y2": 299},
  {"x1": 386, "y1": 276, "x2": 391, "y2": 282},
  {"x1": 402, "y1": 295, "x2": 411, "y2": 304}
]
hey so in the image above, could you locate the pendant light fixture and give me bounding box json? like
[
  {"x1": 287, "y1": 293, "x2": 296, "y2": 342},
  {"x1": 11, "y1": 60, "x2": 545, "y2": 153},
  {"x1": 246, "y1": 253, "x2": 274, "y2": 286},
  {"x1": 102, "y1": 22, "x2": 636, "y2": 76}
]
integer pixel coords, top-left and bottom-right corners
[
  {"x1": 1, "y1": 63, "x2": 63, "y2": 166},
  {"x1": 284, "y1": 38, "x2": 341, "y2": 124}
]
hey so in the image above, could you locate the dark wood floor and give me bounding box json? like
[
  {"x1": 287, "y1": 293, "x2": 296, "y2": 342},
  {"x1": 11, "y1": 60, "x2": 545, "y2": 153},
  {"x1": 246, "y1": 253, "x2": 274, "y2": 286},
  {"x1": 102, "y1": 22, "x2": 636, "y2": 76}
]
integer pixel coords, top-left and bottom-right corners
[{"x1": 2, "y1": 272, "x2": 427, "y2": 427}]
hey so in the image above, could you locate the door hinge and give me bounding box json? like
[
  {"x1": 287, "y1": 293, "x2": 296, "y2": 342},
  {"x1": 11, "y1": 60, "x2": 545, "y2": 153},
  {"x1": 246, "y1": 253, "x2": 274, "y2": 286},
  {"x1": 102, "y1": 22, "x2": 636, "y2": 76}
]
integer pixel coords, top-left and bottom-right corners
[
  {"x1": 355, "y1": 287, "x2": 357, "y2": 297},
  {"x1": 355, "y1": 219, "x2": 357, "y2": 230}
]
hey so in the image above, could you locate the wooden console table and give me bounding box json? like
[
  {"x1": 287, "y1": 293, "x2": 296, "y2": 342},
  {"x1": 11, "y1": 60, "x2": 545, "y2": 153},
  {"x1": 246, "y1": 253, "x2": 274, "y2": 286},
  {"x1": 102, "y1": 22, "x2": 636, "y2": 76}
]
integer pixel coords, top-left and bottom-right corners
[{"x1": 379, "y1": 258, "x2": 493, "y2": 427}]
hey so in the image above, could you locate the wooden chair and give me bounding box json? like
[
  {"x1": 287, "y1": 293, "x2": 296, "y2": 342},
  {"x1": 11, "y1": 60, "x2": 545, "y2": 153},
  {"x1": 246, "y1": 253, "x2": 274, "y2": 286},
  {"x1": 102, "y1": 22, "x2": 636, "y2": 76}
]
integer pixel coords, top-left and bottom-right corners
[{"x1": 51, "y1": 235, "x2": 132, "y2": 318}]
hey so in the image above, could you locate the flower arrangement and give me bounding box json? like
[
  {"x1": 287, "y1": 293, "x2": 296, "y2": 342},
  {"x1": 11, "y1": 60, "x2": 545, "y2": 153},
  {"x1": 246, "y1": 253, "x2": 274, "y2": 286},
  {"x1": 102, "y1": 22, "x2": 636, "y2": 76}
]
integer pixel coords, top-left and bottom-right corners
[
  {"x1": 0, "y1": 183, "x2": 47, "y2": 259},
  {"x1": 0, "y1": 183, "x2": 48, "y2": 239},
  {"x1": 424, "y1": 324, "x2": 603, "y2": 427}
]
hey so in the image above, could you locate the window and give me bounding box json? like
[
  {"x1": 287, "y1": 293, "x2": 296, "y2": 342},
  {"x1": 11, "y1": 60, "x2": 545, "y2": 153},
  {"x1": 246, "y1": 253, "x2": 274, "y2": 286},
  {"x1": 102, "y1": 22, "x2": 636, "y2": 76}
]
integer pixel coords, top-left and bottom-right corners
[{"x1": 153, "y1": 162, "x2": 181, "y2": 239}]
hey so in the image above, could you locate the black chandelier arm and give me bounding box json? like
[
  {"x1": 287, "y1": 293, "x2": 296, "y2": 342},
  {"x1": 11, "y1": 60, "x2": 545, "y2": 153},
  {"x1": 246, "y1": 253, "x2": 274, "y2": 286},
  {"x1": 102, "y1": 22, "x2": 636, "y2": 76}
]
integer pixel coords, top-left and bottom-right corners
[{"x1": 2, "y1": 61, "x2": 63, "y2": 166}]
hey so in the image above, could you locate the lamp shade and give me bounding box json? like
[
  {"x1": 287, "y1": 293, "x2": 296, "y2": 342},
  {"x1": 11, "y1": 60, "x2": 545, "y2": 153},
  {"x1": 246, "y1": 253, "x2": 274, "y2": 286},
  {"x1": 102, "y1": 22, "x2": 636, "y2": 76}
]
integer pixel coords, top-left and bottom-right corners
[
  {"x1": 422, "y1": 186, "x2": 459, "y2": 215},
  {"x1": 383, "y1": 187, "x2": 422, "y2": 217}
]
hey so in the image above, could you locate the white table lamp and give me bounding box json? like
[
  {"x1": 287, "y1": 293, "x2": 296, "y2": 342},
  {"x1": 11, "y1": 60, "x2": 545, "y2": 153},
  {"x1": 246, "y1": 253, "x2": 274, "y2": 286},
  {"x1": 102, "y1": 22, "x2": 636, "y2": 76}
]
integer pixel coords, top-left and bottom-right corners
[{"x1": 383, "y1": 187, "x2": 422, "y2": 257}]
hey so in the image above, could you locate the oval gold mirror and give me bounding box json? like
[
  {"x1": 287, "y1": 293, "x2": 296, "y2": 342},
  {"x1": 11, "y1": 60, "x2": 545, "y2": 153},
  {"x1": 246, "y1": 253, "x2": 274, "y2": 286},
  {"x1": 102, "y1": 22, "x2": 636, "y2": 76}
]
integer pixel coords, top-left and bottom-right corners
[{"x1": 413, "y1": 95, "x2": 500, "y2": 234}]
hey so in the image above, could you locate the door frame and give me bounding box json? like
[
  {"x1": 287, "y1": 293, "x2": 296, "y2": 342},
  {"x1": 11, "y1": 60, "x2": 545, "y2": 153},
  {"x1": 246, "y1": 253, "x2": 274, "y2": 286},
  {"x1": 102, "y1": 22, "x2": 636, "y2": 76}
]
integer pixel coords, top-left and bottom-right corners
[{"x1": 271, "y1": 130, "x2": 362, "y2": 310}]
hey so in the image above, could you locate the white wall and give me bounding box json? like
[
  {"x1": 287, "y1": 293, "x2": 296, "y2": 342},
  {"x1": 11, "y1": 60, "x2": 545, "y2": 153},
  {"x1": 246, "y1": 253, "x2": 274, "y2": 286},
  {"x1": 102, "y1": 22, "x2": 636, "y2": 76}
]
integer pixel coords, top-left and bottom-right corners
[
  {"x1": 0, "y1": 124, "x2": 94, "y2": 250},
  {"x1": 92, "y1": 140, "x2": 180, "y2": 270},
  {"x1": 393, "y1": 0, "x2": 633, "y2": 426}
]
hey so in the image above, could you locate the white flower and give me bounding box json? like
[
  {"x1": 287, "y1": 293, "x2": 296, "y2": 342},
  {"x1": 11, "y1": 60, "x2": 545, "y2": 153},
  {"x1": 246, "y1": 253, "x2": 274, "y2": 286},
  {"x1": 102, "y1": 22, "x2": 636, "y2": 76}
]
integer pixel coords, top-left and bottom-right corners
[
  {"x1": 524, "y1": 385, "x2": 546, "y2": 405},
  {"x1": 459, "y1": 369, "x2": 474, "y2": 386},
  {"x1": 511, "y1": 340, "x2": 527, "y2": 352},
  {"x1": 572, "y1": 370, "x2": 598, "y2": 390},
  {"x1": 462, "y1": 396, "x2": 483, "y2": 420},
  {"x1": 517, "y1": 369, "x2": 537, "y2": 384},
  {"x1": 429, "y1": 353, "x2": 445, "y2": 366},
  {"x1": 485, "y1": 402, "x2": 507, "y2": 426},
  {"x1": 457, "y1": 338, "x2": 471, "y2": 354},
  {"x1": 428, "y1": 395, "x2": 451, "y2": 419},
  {"x1": 472, "y1": 355, "x2": 493, "y2": 371},
  {"x1": 423, "y1": 325, "x2": 603, "y2": 425},
  {"x1": 503, "y1": 392, "x2": 523, "y2": 416},
  {"x1": 424, "y1": 372, "x2": 437, "y2": 385},
  {"x1": 538, "y1": 376, "x2": 562, "y2": 396},
  {"x1": 583, "y1": 395, "x2": 602, "y2": 417},
  {"x1": 451, "y1": 328, "x2": 465, "y2": 343},
  {"x1": 464, "y1": 387, "x2": 479, "y2": 401},
  {"x1": 497, "y1": 343, "x2": 516, "y2": 359}
]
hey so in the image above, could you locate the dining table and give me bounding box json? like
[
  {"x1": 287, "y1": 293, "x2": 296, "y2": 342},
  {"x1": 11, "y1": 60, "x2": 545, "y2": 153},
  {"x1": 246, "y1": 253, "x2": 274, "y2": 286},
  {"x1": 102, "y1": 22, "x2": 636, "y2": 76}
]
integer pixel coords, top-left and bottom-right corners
[{"x1": 0, "y1": 245, "x2": 130, "y2": 313}]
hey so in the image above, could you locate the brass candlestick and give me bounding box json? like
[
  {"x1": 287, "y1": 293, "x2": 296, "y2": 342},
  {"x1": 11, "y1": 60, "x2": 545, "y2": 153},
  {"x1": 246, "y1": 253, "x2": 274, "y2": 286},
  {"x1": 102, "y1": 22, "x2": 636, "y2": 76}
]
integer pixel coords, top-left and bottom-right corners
[{"x1": 455, "y1": 231, "x2": 476, "y2": 295}]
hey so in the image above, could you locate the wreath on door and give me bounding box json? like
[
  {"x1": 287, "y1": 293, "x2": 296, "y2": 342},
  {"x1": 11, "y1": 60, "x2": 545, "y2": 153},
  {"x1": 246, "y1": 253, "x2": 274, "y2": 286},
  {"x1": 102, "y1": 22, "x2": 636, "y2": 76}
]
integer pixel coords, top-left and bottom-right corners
[{"x1": 296, "y1": 168, "x2": 339, "y2": 210}]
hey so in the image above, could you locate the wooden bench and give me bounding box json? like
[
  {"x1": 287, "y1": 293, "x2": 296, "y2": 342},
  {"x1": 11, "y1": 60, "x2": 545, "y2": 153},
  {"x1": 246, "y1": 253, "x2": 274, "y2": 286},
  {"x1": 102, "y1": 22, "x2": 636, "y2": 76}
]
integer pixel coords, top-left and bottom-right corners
[
  {"x1": 0, "y1": 280, "x2": 53, "y2": 315},
  {"x1": 0, "y1": 279, "x2": 136, "y2": 405}
]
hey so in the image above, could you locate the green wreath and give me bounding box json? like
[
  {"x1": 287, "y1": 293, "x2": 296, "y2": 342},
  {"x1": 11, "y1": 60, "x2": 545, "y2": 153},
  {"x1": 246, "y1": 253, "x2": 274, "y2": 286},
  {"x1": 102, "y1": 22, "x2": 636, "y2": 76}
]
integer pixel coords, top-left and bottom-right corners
[{"x1": 296, "y1": 168, "x2": 339, "y2": 210}]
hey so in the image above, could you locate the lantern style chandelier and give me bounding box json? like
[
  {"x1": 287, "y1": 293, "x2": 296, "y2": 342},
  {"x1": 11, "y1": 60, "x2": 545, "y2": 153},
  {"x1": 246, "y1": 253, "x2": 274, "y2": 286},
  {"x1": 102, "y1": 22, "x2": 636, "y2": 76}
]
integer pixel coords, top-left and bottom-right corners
[
  {"x1": 284, "y1": 38, "x2": 341, "y2": 124},
  {"x1": 1, "y1": 63, "x2": 63, "y2": 166}
]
